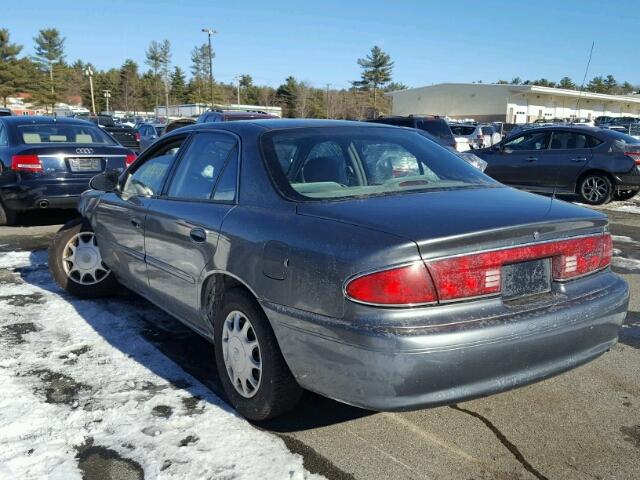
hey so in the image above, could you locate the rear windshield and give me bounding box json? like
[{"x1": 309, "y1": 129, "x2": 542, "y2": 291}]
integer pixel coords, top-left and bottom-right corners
[
  {"x1": 17, "y1": 124, "x2": 117, "y2": 145},
  {"x1": 449, "y1": 125, "x2": 476, "y2": 136},
  {"x1": 261, "y1": 127, "x2": 496, "y2": 200},
  {"x1": 607, "y1": 129, "x2": 640, "y2": 146},
  {"x1": 417, "y1": 120, "x2": 454, "y2": 142}
]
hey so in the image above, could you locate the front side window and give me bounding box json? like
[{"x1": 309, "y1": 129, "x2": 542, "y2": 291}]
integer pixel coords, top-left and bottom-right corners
[
  {"x1": 17, "y1": 123, "x2": 117, "y2": 145},
  {"x1": 503, "y1": 131, "x2": 550, "y2": 151},
  {"x1": 122, "y1": 139, "x2": 185, "y2": 197},
  {"x1": 166, "y1": 132, "x2": 237, "y2": 200},
  {"x1": 261, "y1": 127, "x2": 496, "y2": 200}
]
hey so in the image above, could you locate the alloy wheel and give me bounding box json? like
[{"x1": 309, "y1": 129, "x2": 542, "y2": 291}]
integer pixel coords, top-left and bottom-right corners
[
  {"x1": 581, "y1": 176, "x2": 609, "y2": 203},
  {"x1": 62, "y1": 232, "x2": 110, "y2": 285},
  {"x1": 222, "y1": 310, "x2": 262, "y2": 398}
]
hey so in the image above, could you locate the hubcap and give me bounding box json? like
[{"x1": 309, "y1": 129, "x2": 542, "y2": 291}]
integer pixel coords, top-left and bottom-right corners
[
  {"x1": 62, "y1": 232, "x2": 110, "y2": 285},
  {"x1": 221, "y1": 310, "x2": 262, "y2": 398},
  {"x1": 581, "y1": 176, "x2": 608, "y2": 203}
]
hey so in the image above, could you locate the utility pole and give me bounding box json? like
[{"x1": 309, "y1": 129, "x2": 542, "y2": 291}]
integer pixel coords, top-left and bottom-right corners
[
  {"x1": 234, "y1": 76, "x2": 241, "y2": 105},
  {"x1": 103, "y1": 90, "x2": 111, "y2": 115},
  {"x1": 84, "y1": 67, "x2": 96, "y2": 115},
  {"x1": 325, "y1": 83, "x2": 331, "y2": 118},
  {"x1": 201, "y1": 28, "x2": 216, "y2": 110}
]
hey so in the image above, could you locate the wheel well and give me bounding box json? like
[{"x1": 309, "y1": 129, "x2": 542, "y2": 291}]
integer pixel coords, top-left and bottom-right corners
[
  {"x1": 200, "y1": 273, "x2": 256, "y2": 326},
  {"x1": 575, "y1": 169, "x2": 614, "y2": 193}
]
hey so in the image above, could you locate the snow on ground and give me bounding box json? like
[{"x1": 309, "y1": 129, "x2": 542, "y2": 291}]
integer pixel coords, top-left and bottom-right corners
[{"x1": 0, "y1": 250, "x2": 320, "y2": 480}]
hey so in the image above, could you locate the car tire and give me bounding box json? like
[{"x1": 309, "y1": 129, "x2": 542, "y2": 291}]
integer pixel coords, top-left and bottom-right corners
[
  {"x1": 613, "y1": 189, "x2": 639, "y2": 201},
  {"x1": 0, "y1": 200, "x2": 18, "y2": 226},
  {"x1": 213, "y1": 288, "x2": 302, "y2": 421},
  {"x1": 578, "y1": 173, "x2": 613, "y2": 205},
  {"x1": 48, "y1": 218, "x2": 118, "y2": 298}
]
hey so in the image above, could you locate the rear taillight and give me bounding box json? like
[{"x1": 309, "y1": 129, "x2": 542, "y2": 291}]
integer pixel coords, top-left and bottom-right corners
[
  {"x1": 346, "y1": 233, "x2": 612, "y2": 306},
  {"x1": 135, "y1": 132, "x2": 141, "y2": 142},
  {"x1": 125, "y1": 152, "x2": 137, "y2": 166},
  {"x1": 11, "y1": 154, "x2": 43, "y2": 172},
  {"x1": 345, "y1": 263, "x2": 437, "y2": 306},
  {"x1": 624, "y1": 151, "x2": 640, "y2": 165}
]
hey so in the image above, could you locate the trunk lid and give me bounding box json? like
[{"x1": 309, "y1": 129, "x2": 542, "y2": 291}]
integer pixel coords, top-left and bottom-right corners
[{"x1": 297, "y1": 186, "x2": 607, "y2": 258}]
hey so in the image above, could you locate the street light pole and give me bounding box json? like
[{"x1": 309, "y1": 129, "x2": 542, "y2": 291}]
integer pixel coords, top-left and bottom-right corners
[
  {"x1": 234, "y1": 75, "x2": 240, "y2": 105},
  {"x1": 201, "y1": 28, "x2": 216, "y2": 110},
  {"x1": 84, "y1": 67, "x2": 96, "y2": 115},
  {"x1": 103, "y1": 90, "x2": 111, "y2": 115}
]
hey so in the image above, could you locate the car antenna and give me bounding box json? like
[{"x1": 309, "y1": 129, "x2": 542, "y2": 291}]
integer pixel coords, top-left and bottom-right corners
[{"x1": 574, "y1": 41, "x2": 595, "y2": 114}]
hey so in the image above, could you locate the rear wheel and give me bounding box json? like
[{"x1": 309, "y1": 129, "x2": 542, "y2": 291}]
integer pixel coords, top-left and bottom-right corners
[
  {"x1": 213, "y1": 288, "x2": 302, "y2": 421},
  {"x1": 0, "y1": 201, "x2": 18, "y2": 226},
  {"x1": 48, "y1": 218, "x2": 118, "y2": 298},
  {"x1": 578, "y1": 174, "x2": 613, "y2": 205},
  {"x1": 613, "y1": 189, "x2": 639, "y2": 201}
]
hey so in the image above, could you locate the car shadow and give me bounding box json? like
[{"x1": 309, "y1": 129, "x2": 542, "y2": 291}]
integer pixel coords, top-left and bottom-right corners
[
  {"x1": 19, "y1": 250, "x2": 373, "y2": 431},
  {"x1": 12, "y1": 209, "x2": 78, "y2": 227}
]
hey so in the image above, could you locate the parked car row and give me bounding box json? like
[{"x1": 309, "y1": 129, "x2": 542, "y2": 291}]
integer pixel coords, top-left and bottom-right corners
[{"x1": 46, "y1": 118, "x2": 629, "y2": 422}]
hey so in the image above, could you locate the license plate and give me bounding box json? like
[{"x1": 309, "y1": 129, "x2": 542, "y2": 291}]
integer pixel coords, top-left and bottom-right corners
[
  {"x1": 68, "y1": 157, "x2": 102, "y2": 172},
  {"x1": 501, "y1": 258, "x2": 551, "y2": 300}
]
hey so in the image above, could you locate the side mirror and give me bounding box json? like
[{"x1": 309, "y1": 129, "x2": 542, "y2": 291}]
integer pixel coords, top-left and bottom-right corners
[{"x1": 89, "y1": 170, "x2": 119, "y2": 192}]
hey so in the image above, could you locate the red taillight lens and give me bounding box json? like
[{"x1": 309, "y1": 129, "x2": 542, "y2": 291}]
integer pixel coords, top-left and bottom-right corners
[
  {"x1": 624, "y1": 151, "x2": 640, "y2": 165},
  {"x1": 426, "y1": 233, "x2": 612, "y2": 301},
  {"x1": 345, "y1": 263, "x2": 438, "y2": 306},
  {"x1": 11, "y1": 154, "x2": 43, "y2": 172},
  {"x1": 125, "y1": 152, "x2": 137, "y2": 166},
  {"x1": 135, "y1": 132, "x2": 141, "y2": 142}
]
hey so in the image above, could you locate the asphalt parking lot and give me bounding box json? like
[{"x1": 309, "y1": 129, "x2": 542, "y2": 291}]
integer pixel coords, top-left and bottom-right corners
[{"x1": 0, "y1": 202, "x2": 638, "y2": 480}]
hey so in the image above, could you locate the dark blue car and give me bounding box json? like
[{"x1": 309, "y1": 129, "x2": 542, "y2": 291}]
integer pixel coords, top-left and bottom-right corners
[
  {"x1": 476, "y1": 125, "x2": 640, "y2": 204},
  {"x1": 0, "y1": 116, "x2": 136, "y2": 225}
]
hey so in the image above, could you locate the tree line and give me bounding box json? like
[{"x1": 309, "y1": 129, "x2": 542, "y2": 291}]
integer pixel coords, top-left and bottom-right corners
[
  {"x1": 0, "y1": 27, "x2": 404, "y2": 119},
  {"x1": 493, "y1": 75, "x2": 638, "y2": 95}
]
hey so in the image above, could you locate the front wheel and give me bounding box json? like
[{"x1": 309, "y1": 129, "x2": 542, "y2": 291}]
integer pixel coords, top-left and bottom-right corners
[
  {"x1": 578, "y1": 174, "x2": 613, "y2": 205},
  {"x1": 613, "y1": 189, "x2": 639, "y2": 201},
  {"x1": 213, "y1": 289, "x2": 302, "y2": 421},
  {"x1": 48, "y1": 218, "x2": 118, "y2": 298}
]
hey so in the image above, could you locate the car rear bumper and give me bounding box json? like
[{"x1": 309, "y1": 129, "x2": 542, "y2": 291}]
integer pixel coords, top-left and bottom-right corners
[
  {"x1": 613, "y1": 166, "x2": 640, "y2": 190},
  {"x1": 0, "y1": 178, "x2": 89, "y2": 210},
  {"x1": 263, "y1": 270, "x2": 628, "y2": 411}
]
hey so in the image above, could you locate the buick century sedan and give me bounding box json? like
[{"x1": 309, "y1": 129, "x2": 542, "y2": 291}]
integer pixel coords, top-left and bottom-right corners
[{"x1": 49, "y1": 119, "x2": 629, "y2": 421}]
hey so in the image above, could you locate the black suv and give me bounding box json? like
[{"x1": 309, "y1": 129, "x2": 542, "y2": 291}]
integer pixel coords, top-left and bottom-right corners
[{"x1": 367, "y1": 116, "x2": 457, "y2": 149}]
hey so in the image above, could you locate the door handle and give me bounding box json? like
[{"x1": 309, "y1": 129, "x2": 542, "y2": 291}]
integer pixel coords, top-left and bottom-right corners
[
  {"x1": 189, "y1": 227, "x2": 207, "y2": 243},
  {"x1": 571, "y1": 157, "x2": 587, "y2": 162},
  {"x1": 525, "y1": 157, "x2": 538, "y2": 162},
  {"x1": 130, "y1": 217, "x2": 142, "y2": 228}
]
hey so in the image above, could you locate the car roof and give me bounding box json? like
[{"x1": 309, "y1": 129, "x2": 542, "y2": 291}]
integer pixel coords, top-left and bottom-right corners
[{"x1": 0, "y1": 115, "x2": 96, "y2": 126}]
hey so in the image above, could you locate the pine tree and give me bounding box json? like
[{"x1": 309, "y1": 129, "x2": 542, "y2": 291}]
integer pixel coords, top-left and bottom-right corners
[
  {"x1": 33, "y1": 28, "x2": 65, "y2": 109},
  {"x1": 559, "y1": 77, "x2": 576, "y2": 90},
  {"x1": 0, "y1": 29, "x2": 25, "y2": 107},
  {"x1": 170, "y1": 66, "x2": 187, "y2": 104},
  {"x1": 353, "y1": 46, "x2": 394, "y2": 107},
  {"x1": 118, "y1": 59, "x2": 139, "y2": 112},
  {"x1": 189, "y1": 43, "x2": 211, "y2": 103},
  {"x1": 587, "y1": 76, "x2": 606, "y2": 93},
  {"x1": 276, "y1": 76, "x2": 299, "y2": 117},
  {"x1": 145, "y1": 41, "x2": 163, "y2": 108}
]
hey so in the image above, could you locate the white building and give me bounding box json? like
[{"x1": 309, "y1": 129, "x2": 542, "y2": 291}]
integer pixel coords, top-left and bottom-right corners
[{"x1": 386, "y1": 83, "x2": 640, "y2": 124}]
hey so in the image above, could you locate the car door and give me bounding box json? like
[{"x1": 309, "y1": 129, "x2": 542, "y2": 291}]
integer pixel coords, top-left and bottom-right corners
[
  {"x1": 484, "y1": 130, "x2": 551, "y2": 186},
  {"x1": 535, "y1": 130, "x2": 595, "y2": 189},
  {"x1": 91, "y1": 136, "x2": 187, "y2": 293},
  {"x1": 143, "y1": 130, "x2": 239, "y2": 329}
]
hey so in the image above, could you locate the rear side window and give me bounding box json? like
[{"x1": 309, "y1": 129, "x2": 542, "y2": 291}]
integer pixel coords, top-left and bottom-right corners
[
  {"x1": 549, "y1": 132, "x2": 601, "y2": 149},
  {"x1": 166, "y1": 132, "x2": 237, "y2": 200},
  {"x1": 0, "y1": 124, "x2": 7, "y2": 146}
]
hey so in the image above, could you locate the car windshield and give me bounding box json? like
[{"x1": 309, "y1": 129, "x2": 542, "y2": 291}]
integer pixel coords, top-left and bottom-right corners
[
  {"x1": 261, "y1": 127, "x2": 496, "y2": 200},
  {"x1": 17, "y1": 123, "x2": 117, "y2": 145}
]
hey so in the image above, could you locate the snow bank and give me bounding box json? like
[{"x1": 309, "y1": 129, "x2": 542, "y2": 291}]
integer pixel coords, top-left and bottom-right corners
[{"x1": 0, "y1": 251, "x2": 319, "y2": 480}]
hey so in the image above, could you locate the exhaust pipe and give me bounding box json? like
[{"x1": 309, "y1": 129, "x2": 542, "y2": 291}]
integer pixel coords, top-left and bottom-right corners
[{"x1": 38, "y1": 200, "x2": 49, "y2": 208}]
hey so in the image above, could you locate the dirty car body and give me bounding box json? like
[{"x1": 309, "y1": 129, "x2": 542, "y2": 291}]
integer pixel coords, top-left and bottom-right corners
[{"x1": 78, "y1": 119, "x2": 629, "y2": 412}]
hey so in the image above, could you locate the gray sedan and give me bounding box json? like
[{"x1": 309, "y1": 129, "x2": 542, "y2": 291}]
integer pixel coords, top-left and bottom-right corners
[{"x1": 48, "y1": 120, "x2": 629, "y2": 421}]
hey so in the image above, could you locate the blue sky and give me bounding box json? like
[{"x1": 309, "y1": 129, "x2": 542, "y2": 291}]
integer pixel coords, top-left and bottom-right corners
[{"x1": 3, "y1": 0, "x2": 638, "y2": 89}]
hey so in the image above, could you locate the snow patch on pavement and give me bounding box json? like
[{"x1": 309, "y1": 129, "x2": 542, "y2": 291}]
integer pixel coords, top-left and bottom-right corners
[{"x1": 0, "y1": 250, "x2": 320, "y2": 480}]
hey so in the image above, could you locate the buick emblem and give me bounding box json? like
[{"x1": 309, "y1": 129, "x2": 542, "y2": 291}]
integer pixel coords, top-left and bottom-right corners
[
  {"x1": 533, "y1": 231, "x2": 540, "y2": 240},
  {"x1": 76, "y1": 147, "x2": 94, "y2": 154}
]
